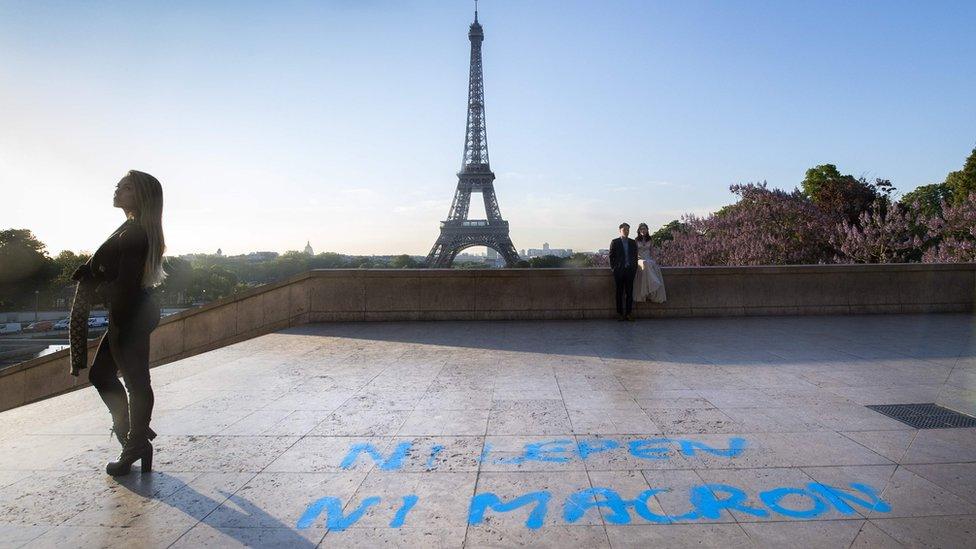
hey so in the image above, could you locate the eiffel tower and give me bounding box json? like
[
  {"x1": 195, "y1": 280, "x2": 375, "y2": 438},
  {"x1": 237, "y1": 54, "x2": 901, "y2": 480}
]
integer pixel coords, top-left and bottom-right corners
[{"x1": 425, "y1": 6, "x2": 519, "y2": 268}]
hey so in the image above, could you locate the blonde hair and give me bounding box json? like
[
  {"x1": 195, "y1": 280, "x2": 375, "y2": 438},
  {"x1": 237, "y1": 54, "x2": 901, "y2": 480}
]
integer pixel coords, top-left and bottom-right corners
[{"x1": 125, "y1": 170, "x2": 166, "y2": 287}]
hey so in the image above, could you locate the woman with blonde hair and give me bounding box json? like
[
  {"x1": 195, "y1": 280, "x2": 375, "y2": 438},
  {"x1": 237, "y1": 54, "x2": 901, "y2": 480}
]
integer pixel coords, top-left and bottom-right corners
[
  {"x1": 72, "y1": 170, "x2": 166, "y2": 476},
  {"x1": 634, "y1": 222, "x2": 667, "y2": 304}
]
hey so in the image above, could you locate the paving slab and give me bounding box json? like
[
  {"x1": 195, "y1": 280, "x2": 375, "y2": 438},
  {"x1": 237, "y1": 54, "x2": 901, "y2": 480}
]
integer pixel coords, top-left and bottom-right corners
[{"x1": 1, "y1": 314, "x2": 975, "y2": 547}]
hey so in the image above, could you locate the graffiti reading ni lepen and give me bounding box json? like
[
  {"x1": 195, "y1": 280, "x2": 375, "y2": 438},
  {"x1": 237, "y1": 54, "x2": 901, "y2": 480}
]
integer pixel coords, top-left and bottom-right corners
[{"x1": 297, "y1": 436, "x2": 892, "y2": 531}]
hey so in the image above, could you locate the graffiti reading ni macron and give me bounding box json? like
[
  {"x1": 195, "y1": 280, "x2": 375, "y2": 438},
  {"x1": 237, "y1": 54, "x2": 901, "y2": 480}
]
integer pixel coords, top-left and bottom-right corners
[{"x1": 297, "y1": 436, "x2": 891, "y2": 531}]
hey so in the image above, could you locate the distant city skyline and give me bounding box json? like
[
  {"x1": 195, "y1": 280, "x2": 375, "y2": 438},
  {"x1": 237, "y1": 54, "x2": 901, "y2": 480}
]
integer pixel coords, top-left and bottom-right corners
[
  {"x1": 177, "y1": 240, "x2": 588, "y2": 258},
  {"x1": 2, "y1": 1, "x2": 974, "y2": 257}
]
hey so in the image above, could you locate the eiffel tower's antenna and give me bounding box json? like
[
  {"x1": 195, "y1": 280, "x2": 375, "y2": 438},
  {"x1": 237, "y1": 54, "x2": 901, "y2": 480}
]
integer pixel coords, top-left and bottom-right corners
[
  {"x1": 474, "y1": 0, "x2": 479, "y2": 22},
  {"x1": 462, "y1": 1, "x2": 488, "y2": 170}
]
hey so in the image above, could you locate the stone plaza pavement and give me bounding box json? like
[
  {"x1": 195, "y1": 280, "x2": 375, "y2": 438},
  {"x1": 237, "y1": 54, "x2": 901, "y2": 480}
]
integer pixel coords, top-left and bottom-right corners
[{"x1": 1, "y1": 314, "x2": 975, "y2": 548}]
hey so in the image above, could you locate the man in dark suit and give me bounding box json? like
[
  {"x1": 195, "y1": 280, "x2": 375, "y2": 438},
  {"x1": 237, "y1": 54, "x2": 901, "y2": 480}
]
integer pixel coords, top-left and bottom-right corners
[{"x1": 609, "y1": 222, "x2": 639, "y2": 321}]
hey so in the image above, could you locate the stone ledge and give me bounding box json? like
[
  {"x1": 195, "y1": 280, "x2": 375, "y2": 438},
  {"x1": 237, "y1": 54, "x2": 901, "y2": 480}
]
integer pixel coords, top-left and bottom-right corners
[{"x1": 1, "y1": 264, "x2": 973, "y2": 412}]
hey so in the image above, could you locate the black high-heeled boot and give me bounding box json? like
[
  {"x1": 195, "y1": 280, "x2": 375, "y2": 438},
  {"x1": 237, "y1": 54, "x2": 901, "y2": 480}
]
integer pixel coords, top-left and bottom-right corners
[
  {"x1": 110, "y1": 424, "x2": 128, "y2": 446},
  {"x1": 101, "y1": 390, "x2": 131, "y2": 447},
  {"x1": 109, "y1": 379, "x2": 156, "y2": 475},
  {"x1": 106, "y1": 441, "x2": 153, "y2": 476},
  {"x1": 110, "y1": 425, "x2": 156, "y2": 447}
]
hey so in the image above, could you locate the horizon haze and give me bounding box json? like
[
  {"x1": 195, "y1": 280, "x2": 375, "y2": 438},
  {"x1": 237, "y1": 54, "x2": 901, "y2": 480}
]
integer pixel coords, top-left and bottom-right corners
[{"x1": 2, "y1": 0, "x2": 974, "y2": 257}]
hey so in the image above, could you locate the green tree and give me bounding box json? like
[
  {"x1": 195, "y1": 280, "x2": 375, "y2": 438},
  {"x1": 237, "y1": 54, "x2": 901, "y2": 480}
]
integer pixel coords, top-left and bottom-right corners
[
  {"x1": 528, "y1": 255, "x2": 565, "y2": 268},
  {"x1": 310, "y1": 252, "x2": 348, "y2": 269},
  {"x1": 801, "y1": 164, "x2": 881, "y2": 224},
  {"x1": 274, "y1": 251, "x2": 312, "y2": 278},
  {"x1": 46, "y1": 250, "x2": 92, "y2": 308},
  {"x1": 52, "y1": 250, "x2": 91, "y2": 288},
  {"x1": 650, "y1": 220, "x2": 688, "y2": 247},
  {"x1": 562, "y1": 252, "x2": 595, "y2": 268},
  {"x1": 156, "y1": 257, "x2": 194, "y2": 305},
  {"x1": 188, "y1": 265, "x2": 240, "y2": 302},
  {"x1": 901, "y1": 183, "x2": 953, "y2": 217},
  {"x1": 943, "y1": 146, "x2": 976, "y2": 205},
  {"x1": 0, "y1": 229, "x2": 57, "y2": 309},
  {"x1": 801, "y1": 164, "x2": 842, "y2": 199},
  {"x1": 348, "y1": 256, "x2": 378, "y2": 268},
  {"x1": 389, "y1": 254, "x2": 420, "y2": 268}
]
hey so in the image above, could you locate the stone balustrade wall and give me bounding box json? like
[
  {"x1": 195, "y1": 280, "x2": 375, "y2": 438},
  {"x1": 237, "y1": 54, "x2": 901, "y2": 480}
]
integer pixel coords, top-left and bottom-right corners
[{"x1": 2, "y1": 263, "x2": 973, "y2": 411}]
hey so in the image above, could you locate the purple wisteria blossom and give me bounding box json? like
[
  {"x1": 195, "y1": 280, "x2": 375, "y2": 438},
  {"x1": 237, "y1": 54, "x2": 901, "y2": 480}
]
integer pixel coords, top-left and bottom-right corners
[
  {"x1": 832, "y1": 200, "x2": 922, "y2": 263},
  {"x1": 921, "y1": 194, "x2": 976, "y2": 262},
  {"x1": 655, "y1": 182, "x2": 974, "y2": 266},
  {"x1": 659, "y1": 183, "x2": 835, "y2": 266}
]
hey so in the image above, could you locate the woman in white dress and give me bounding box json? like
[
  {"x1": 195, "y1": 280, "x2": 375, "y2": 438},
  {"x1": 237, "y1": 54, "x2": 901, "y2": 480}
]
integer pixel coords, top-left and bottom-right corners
[{"x1": 634, "y1": 223, "x2": 667, "y2": 303}]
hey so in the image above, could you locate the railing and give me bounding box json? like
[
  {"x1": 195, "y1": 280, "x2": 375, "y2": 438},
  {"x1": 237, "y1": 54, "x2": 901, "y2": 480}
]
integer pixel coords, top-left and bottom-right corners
[{"x1": 441, "y1": 219, "x2": 508, "y2": 228}]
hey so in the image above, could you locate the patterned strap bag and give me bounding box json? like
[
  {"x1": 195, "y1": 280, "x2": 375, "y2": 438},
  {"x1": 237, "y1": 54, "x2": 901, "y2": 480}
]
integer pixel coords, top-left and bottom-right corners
[
  {"x1": 68, "y1": 283, "x2": 93, "y2": 377},
  {"x1": 69, "y1": 265, "x2": 97, "y2": 377}
]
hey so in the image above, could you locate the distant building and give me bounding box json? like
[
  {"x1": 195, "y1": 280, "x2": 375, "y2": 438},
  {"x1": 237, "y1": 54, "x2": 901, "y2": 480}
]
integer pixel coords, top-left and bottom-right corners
[
  {"x1": 454, "y1": 252, "x2": 484, "y2": 263},
  {"x1": 178, "y1": 253, "x2": 209, "y2": 262},
  {"x1": 484, "y1": 248, "x2": 505, "y2": 267},
  {"x1": 245, "y1": 251, "x2": 279, "y2": 262},
  {"x1": 216, "y1": 248, "x2": 223, "y2": 256},
  {"x1": 304, "y1": 241, "x2": 314, "y2": 256},
  {"x1": 525, "y1": 242, "x2": 573, "y2": 259},
  {"x1": 453, "y1": 250, "x2": 503, "y2": 267}
]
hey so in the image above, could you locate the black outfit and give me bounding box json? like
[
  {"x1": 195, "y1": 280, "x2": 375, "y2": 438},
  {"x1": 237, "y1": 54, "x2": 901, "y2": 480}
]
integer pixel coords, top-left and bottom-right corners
[
  {"x1": 74, "y1": 219, "x2": 159, "y2": 448},
  {"x1": 608, "y1": 236, "x2": 639, "y2": 316}
]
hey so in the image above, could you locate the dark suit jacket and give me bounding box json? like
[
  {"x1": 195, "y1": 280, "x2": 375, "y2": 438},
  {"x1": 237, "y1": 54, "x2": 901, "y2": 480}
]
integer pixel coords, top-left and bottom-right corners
[{"x1": 608, "y1": 237, "x2": 639, "y2": 271}]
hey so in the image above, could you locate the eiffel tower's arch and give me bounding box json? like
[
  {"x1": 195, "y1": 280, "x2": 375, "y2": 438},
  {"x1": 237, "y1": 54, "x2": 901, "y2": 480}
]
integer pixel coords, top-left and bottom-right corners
[{"x1": 427, "y1": 227, "x2": 520, "y2": 268}]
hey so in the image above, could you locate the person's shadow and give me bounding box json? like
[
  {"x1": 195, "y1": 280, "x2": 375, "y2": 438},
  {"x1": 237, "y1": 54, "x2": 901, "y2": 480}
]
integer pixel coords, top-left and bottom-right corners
[{"x1": 115, "y1": 471, "x2": 318, "y2": 547}]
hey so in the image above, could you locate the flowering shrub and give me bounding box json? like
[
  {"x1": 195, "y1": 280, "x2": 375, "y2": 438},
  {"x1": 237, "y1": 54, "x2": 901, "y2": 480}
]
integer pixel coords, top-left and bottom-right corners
[
  {"x1": 832, "y1": 200, "x2": 922, "y2": 263},
  {"x1": 659, "y1": 183, "x2": 834, "y2": 266},
  {"x1": 656, "y1": 179, "x2": 974, "y2": 266},
  {"x1": 921, "y1": 194, "x2": 976, "y2": 262}
]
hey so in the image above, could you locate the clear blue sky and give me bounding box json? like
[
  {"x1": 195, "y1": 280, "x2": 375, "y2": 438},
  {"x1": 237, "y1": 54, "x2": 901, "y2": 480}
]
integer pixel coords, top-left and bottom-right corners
[{"x1": 2, "y1": 0, "x2": 974, "y2": 256}]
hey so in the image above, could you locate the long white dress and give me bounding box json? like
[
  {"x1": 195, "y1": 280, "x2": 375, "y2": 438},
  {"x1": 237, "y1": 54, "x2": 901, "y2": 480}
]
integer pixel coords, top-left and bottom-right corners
[{"x1": 634, "y1": 240, "x2": 667, "y2": 303}]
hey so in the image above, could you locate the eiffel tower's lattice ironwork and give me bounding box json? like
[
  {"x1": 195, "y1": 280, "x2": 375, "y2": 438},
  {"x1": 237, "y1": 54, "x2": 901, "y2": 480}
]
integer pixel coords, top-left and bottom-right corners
[{"x1": 426, "y1": 8, "x2": 519, "y2": 268}]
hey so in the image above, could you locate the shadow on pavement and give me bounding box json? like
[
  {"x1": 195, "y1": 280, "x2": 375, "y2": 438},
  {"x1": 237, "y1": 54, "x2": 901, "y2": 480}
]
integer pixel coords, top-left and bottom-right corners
[
  {"x1": 280, "y1": 313, "x2": 975, "y2": 365},
  {"x1": 115, "y1": 472, "x2": 317, "y2": 548}
]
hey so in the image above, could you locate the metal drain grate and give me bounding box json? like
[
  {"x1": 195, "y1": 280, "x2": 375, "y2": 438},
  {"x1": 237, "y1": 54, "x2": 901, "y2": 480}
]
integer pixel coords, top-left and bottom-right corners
[{"x1": 866, "y1": 403, "x2": 976, "y2": 429}]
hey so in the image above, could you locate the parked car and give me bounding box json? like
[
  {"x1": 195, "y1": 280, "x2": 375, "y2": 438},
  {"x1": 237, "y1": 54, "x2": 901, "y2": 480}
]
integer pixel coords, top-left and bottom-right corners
[
  {"x1": 52, "y1": 318, "x2": 70, "y2": 330},
  {"x1": 0, "y1": 323, "x2": 23, "y2": 335},
  {"x1": 88, "y1": 317, "x2": 109, "y2": 328},
  {"x1": 25, "y1": 321, "x2": 54, "y2": 332}
]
